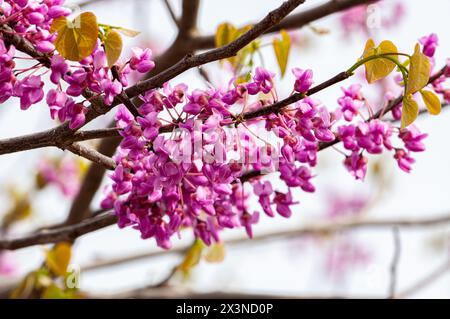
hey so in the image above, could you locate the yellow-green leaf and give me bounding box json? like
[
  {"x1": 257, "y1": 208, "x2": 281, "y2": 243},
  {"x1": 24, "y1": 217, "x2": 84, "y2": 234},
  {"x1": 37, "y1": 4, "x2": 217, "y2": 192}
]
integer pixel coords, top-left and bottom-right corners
[
  {"x1": 273, "y1": 30, "x2": 291, "y2": 77},
  {"x1": 401, "y1": 94, "x2": 419, "y2": 128},
  {"x1": 362, "y1": 39, "x2": 398, "y2": 84},
  {"x1": 204, "y1": 242, "x2": 225, "y2": 263},
  {"x1": 45, "y1": 242, "x2": 72, "y2": 277},
  {"x1": 215, "y1": 22, "x2": 237, "y2": 48},
  {"x1": 420, "y1": 90, "x2": 441, "y2": 115},
  {"x1": 115, "y1": 27, "x2": 140, "y2": 38},
  {"x1": 10, "y1": 272, "x2": 37, "y2": 299},
  {"x1": 103, "y1": 30, "x2": 123, "y2": 67},
  {"x1": 177, "y1": 240, "x2": 204, "y2": 275},
  {"x1": 406, "y1": 44, "x2": 430, "y2": 95},
  {"x1": 2, "y1": 191, "x2": 32, "y2": 229},
  {"x1": 51, "y1": 12, "x2": 99, "y2": 61},
  {"x1": 42, "y1": 284, "x2": 68, "y2": 299}
]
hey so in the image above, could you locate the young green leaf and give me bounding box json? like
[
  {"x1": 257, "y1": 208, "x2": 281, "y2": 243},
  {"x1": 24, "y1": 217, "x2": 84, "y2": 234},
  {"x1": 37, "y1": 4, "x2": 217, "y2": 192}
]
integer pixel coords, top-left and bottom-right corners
[
  {"x1": 45, "y1": 242, "x2": 72, "y2": 277},
  {"x1": 177, "y1": 240, "x2": 204, "y2": 276},
  {"x1": 406, "y1": 44, "x2": 430, "y2": 95},
  {"x1": 362, "y1": 39, "x2": 398, "y2": 83},
  {"x1": 401, "y1": 94, "x2": 420, "y2": 128},
  {"x1": 103, "y1": 30, "x2": 123, "y2": 67},
  {"x1": 115, "y1": 27, "x2": 140, "y2": 38},
  {"x1": 273, "y1": 30, "x2": 291, "y2": 77},
  {"x1": 420, "y1": 90, "x2": 441, "y2": 115},
  {"x1": 215, "y1": 22, "x2": 237, "y2": 48},
  {"x1": 50, "y1": 12, "x2": 99, "y2": 61},
  {"x1": 205, "y1": 242, "x2": 226, "y2": 263}
]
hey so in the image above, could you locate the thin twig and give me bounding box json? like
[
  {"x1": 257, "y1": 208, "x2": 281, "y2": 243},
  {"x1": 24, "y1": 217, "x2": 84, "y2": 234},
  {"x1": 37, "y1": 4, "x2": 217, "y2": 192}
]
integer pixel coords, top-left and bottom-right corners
[
  {"x1": 396, "y1": 259, "x2": 450, "y2": 299},
  {"x1": 162, "y1": 0, "x2": 180, "y2": 28},
  {"x1": 3, "y1": 212, "x2": 450, "y2": 251},
  {"x1": 192, "y1": 0, "x2": 376, "y2": 49},
  {"x1": 388, "y1": 227, "x2": 401, "y2": 298},
  {"x1": 67, "y1": 143, "x2": 116, "y2": 170}
]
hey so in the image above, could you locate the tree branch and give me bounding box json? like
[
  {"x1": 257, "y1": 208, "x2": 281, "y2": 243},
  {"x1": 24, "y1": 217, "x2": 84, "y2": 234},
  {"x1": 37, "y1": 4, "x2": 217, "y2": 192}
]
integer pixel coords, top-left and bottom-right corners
[
  {"x1": 0, "y1": 0, "x2": 306, "y2": 155},
  {"x1": 388, "y1": 227, "x2": 401, "y2": 298},
  {"x1": 0, "y1": 213, "x2": 116, "y2": 250},
  {"x1": 396, "y1": 258, "x2": 450, "y2": 299},
  {"x1": 192, "y1": 0, "x2": 376, "y2": 50},
  {"x1": 66, "y1": 142, "x2": 116, "y2": 170},
  {"x1": 162, "y1": 0, "x2": 180, "y2": 28},
  {"x1": 3, "y1": 211, "x2": 450, "y2": 251}
]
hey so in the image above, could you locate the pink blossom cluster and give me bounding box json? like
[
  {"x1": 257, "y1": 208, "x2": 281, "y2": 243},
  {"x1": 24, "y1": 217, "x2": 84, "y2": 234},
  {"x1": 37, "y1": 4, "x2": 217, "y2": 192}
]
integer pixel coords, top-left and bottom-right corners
[
  {"x1": 37, "y1": 156, "x2": 82, "y2": 198},
  {"x1": 337, "y1": 83, "x2": 429, "y2": 177},
  {"x1": 45, "y1": 45, "x2": 154, "y2": 129},
  {"x1": 0, "y1": 0, "x2": 155, "y2": 129},
  {"x1": 100, "y1": 55, "x2": 436, "y2": 248}
]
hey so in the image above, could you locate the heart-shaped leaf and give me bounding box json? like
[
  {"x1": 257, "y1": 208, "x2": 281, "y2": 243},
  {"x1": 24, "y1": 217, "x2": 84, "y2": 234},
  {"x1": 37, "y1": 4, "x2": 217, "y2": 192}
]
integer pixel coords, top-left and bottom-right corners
[
  {"x1": 103, "y1": 30, "x2": 123, "y2": 67},
  {"x1": 420, "y1": 89, "x2": 441, "y2": 115},
  {"x1": 401, "y1": 94, "x2": 419, "y2": 128},
  {"x1": 51, "y1": 12, "x2": 99, "y2": 61},
  {"x1": 362, "y1": 39, "x2": 398, "y2": 83},
  {"x1": 406, "y1": 44, "x2": 430, "y2": 95}
]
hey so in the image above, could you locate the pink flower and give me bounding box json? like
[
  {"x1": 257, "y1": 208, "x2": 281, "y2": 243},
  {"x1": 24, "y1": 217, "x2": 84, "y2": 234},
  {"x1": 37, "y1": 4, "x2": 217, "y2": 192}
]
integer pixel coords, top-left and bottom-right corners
[
  {"x1": 292, "y1": 68, "x2": 313, "y2": 93},
  {"x1": 273, "y1": 190, "x2": 297, "y2": 218},
  {"x1": 399, "y1": 125, "x2": 427, "y2": 152},
  {"x1": 253, "y1": 181, "x2": 274, "y2": 217},
  {"x1": 115, "y1": 105, "x2": 134, "y2": 128},
  {"x1": 247, "y1": 67, "x2": 274, "y2": 95},
  {"x1": 419, "y1": 33, "x2": 438, "y2": 58},
  {"x1": 65, "y1": 99, "x2": 86, "y2": 129},
  {"x1": 183, "y1": 89, "x2": 209, "y2": 115},
  {"x1": 344, "y1": 152, "x2": 368, "y2": 180},
  {"x1": 50, "y1": 54, "x2": 68, "y2": 84},
  {"x1": 240, "y1": 211, "x2": 260, "y2": 238},
  {"x1": 129, "y1": 47, "x2": 155, "y2": 73},
  {"x1": 46, "y1": 89, "x2": 68, "y2": 121},
  {"x1": 64, "y1": 69, "x2": 87, "y2": 97},
  {"x1": 14, "y1": 75, "x2": 44, "y2": 110},
  {"x1": 338, "y1": 84, "x2": 364, "y2": 121},
  {"x1": 102, "y1": 79, "x2": 122, "y2": 106},
  {"x1": 394, "y1": 149, "x2": 415, "y2": 173}
]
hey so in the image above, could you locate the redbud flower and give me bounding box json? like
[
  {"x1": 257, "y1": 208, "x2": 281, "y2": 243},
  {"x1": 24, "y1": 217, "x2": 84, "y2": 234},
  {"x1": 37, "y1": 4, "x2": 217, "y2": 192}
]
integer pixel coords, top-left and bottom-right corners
[
  {"x1": 253, "y1": 181, "x2": 274, "y2": 217},
  {"x1": 0, "y1": 40, "x2": 15, "y2": 63},
  {"x1": 129, "y1": 47, "x2": 155, "y2": 73},
  {"x1": 14, "y1": 75, "x2": 44, "y2": 110},
  {"x1": 394, "y1": 149, "x2": 415, "y2": 173},
  {"x1": 274, "y1": 190, "x2": 297, "y2": 218},
  {"x1": 240, "y1": 211, "x2": 260, "y2": 238},
  {"x1": 247, "y1": 67, "x2": 274, "y2": 95},
  {"x1": 115, "y1": 105, "x2": 134, "y2": 128},
  {"x1": 50, "y1": 54, "x2": 68, "y2": 84},
  {"x1": 65, "y1": 69, "x2": 87, "y2": 97},
  {"x1": 292, "y1": 68, "x2": 313, "y2": 93},
  {"x1": 101, "y1": 79, "x2": 122, "y2": 106},
  {"x1": 46, "y1": 89, "x2": 68, "y2": 121},
  {"x1": 338, "y1": 84, "x2": 364, "y2": 121},
  {"x1": 183, "y1": 89, "x2": 209, "y2": 115},
  {"x1": 399, "y1": 125, "x2": 427, "y2": 152},
  {"x1": 419, "y1": 33, "x2": 438, "y2": 58},
  {"x1": 344, "y1": 152, "x2": 368, "y2": 180}
]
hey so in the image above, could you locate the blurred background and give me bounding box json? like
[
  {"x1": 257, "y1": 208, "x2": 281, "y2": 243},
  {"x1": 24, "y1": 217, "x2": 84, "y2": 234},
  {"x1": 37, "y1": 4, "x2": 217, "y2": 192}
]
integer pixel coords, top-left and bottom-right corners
[{"x1": 1, "y1": 0, "x2": 450, "y2": 298}]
